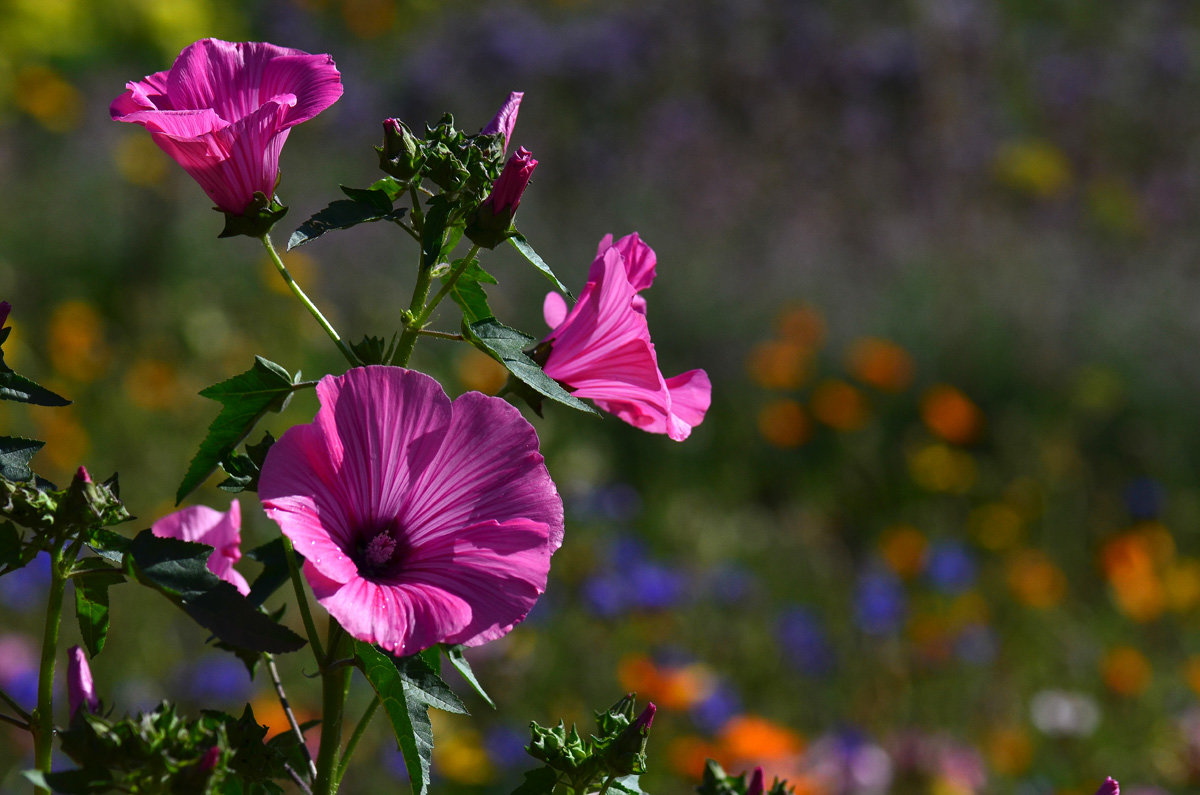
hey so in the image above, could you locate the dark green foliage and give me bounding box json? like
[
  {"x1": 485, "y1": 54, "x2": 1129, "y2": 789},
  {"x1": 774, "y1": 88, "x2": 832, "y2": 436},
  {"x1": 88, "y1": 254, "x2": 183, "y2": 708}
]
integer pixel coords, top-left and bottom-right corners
[
  {"x1": 509, "y1": 234, "x2": 573, "y2": 298},
  {"x1": 217, "y1": 193, "x2": 288, "y2": 240},
  {"x1": 442, "y1": 644, "x2": 495, "y2": 708},
  {"x1": 176, "y1": 358, "x2": 299, "y2": 504},
  {"x1": 465, "y1": 320, "x2": 598, "y2": 414},
  {"x1": 72, "y1": 559, "x2": 125, "y2": 656},
  {"x1": 287, "y1": 186, "x2": 406, "y2": 251},
  {"x1": 217, "y1": 432, "x2": 276, "y2": 494},
  {"x1": 0, "y1": 437, "x2": 44, "y2": 481},
  {"x1": 446, "y1": 257, "x2": 495, "y2": 325},
  {"x1": 697, "y1": 760, "x2": 792, "y2": 795}
]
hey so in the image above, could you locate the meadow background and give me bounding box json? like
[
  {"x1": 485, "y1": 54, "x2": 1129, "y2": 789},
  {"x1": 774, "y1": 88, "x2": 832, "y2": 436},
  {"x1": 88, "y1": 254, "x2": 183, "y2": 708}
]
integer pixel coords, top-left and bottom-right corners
[{"x1": 2, "y1": 0, "x2": 1200, "y2": 793}]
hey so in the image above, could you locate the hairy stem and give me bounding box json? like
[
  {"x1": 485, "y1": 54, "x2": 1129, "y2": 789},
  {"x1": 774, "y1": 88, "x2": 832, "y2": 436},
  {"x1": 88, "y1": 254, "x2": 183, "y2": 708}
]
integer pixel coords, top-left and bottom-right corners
[
  {"x1": 260, "y1": 234, "x2": 357, "y2": 366},
  {"x1": 333, "y1": 695, "x2": 379, "y2": 791},
  {"x1": 415, "y1": 244, "x2": 481, "y2": 327},
  {"x1": 313, "y1": 625, "x2": 352, "y2": 795},
  {"x1": 265, "y1": 652, "x2": 317, "y2": 781},
  {"x1": 283, "y1": 538, "x2": 325, "y2": 665},
  {"x1": 32, "y1": 551, "x2": 67, "y2": 793}
]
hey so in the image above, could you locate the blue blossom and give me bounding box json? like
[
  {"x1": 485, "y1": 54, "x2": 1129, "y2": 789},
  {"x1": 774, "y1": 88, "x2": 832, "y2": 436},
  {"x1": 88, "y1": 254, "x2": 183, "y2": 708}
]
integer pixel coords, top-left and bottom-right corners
[
  {"x1": 484, "y1": 724, "x2": 531, "y2": 770},
  {"x1": 926, "y1": 541, "x2": 976, "y2": 594},
  {"x1": 690, "y1": 683, "x2": 741, "y2": 734},
  {"x1": 777, "y1": 606, "x2": 835, "y2": 675},
  {"x1": 855, "y1": 569, "x2": 906, "y2": 635}
]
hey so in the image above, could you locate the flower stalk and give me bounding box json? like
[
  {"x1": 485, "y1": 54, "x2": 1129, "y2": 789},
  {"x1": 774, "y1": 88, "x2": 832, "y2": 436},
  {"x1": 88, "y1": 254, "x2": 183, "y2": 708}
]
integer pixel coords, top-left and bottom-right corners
[
  {"x1": 260, "y1": 234, "x2": 357, "y2": 366},
  {"x1": 32, "y1": 549, "x2": 68, "y2": 794}
]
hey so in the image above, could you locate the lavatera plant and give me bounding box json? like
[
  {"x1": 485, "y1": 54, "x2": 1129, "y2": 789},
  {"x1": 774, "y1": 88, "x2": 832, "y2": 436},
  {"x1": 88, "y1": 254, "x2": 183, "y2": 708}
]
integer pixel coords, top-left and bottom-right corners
[{"x1": 0, "y1": 37, "x2": 723, "y2": 795}]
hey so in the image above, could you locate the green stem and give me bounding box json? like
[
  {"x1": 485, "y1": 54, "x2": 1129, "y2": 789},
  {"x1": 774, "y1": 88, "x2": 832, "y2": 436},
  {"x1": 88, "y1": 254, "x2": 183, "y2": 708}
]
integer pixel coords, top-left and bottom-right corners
[
  {"x1": 415, "y1": 244, "x2": 481, "y2": 327},
  {"x1": 283, "y1": 538, "x2": 325, "y2": 665},
  {"x1": 264, "y1": 652, "x2": 317, "y2": 781},
  {"x1": 260, "y1": 234, "x2": 357, "y2": 366},
  {"x1": 597, "y1": 772, "x2": 618, "y2": 795},
  {"x1": 390, "y1": 259, "x2": 435, "y2": 368},
  {"x1": 332, "y1": 695, "x2": 379, "y2": 790},
  {"x1": 0, "y1": 687, "x2": 30, "y2": 722},
  {"x1": 313, "y1": 625, "x2": 352, "y2": 795},
  {"x1": 32, "y1": 551, "x2": 67, "y2": 794}
]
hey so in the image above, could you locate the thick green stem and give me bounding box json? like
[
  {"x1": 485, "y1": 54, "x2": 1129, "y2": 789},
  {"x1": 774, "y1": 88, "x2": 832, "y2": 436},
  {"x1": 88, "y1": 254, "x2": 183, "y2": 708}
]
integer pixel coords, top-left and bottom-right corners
[
  {"x1": 313, "y1": 626, "x2": 352, "y2": 795},
  {"x1": 390, "y1": 262, "x2": 435, "y2": 368},
  {"x1": 332, "y1": 695, "x2": 379, "y2": 791},
  {"x1": 260, "y1": 234, "x2": 357, "y2": 366},
  {"x1": 416, "y1": 244, "x2": 481, "y2": 326},
  {"x1": 283, "y1": 538, "x2": 325, "y2": 665},
  {"x1": 32, "y1": 552, "x2": 67, "y2": 794}
]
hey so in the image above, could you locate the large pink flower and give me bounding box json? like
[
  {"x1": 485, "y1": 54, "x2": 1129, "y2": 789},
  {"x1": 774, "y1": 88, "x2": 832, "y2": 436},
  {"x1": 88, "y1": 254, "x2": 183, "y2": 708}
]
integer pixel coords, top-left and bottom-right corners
[
  {"x1": 152, "y1": 499, "x2": 250, "y2": 596},
  {"x1": 258, "y1": 366, "x2": 563, "y2": 656},
  {"x1": 541, "y1": 234, "x2": 711, "y2": 441},
  {"x1": 110, "y1": 38, "x2": 343, "y2": 215}
]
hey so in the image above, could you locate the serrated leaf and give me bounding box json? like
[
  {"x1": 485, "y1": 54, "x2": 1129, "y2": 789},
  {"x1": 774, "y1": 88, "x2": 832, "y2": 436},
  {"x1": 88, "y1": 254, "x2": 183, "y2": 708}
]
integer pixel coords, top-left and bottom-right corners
[
  {"x1": 509, "y1": 234, "x2": 573, "y2": 298},
  {"x1": 243, "y1": 538, "x2": 293, "y2": 609},
  {"x1": 73, "y1": 567, "x2": 124, "y2": 656},
  {"x1": 176, "y1": 358, "x2": 296, "y2": 504},
  {"x1": 610, "y1": 774, "x2": 647, "y2": 794},
  {"x1": 443, "y1": 645, "x2": 495, "y2": 708},
  {"x1": 85, "y1": 528, "x2": 131, "y2": 565},
  {"x1": 0, "y1": 436, "x2": 43, "y2": 481},
  {"x1": 355, "y1": 641, "x2": 433, "y2": 795},
  {"x1": 368, "y1": 177, "x2": 408, "y2": 202},
  {"x1": 287, "y1": 191, "x2": 405, "y2": 250},
  {"x1": 448, "y1": 278, "x2": 494, "y2": 325},
  {"x1": 510, "y1": 767, "x2": 558, "y2": 795},
  {"x1": 128, "y1": 530, "x2": 305, "y2": 654},
  {"x1": 395, "y1": 654, "x2": 468, "y2": 716},
  {"x1": 421, "y1": 198, "x2": 452, "y2": 270},
  {"x1": 0, "y1": 370, "x2": 70, "y2": 407},
  {"x1": 466, "y1": 320, "x2": 598, "y2": 414}
]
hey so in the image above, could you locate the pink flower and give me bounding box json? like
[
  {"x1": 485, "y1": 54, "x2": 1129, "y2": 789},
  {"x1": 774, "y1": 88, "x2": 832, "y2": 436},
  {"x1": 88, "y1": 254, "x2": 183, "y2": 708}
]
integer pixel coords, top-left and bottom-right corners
[
  {"x1": 746, "y1": 767, "x2": 765, "y2": 795},
  {"x1": 67, "y1": 645, "x2": 98, "y2": 718},
  {"x1": 1096, "y1": 778, "x2": 1119, "y2": 795},
  {"x1": 152, "y1": 499, "x2": 250, "y2": 596},
  {"x1": 467, "y1": 147, "x2": 537, "y2": 248},
  {"x1": 111, "y1": 38, "x2": 343, "y2": 215},
  {"x1": 481, "y1": 91, "x2": 524, "y2": 154},
  {"x1": 541, "y1": 235, "x2": 710, "y2": 441},
  {"x1": 258, "y1": 366, "x2": 563, "y2": 656}
]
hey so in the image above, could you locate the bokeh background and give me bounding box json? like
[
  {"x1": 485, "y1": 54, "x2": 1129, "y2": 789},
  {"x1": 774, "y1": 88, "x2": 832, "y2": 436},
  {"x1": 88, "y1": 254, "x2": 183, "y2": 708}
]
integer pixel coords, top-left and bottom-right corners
[{"x1": 3, "y1": 0, "x2": 1200, "y2": 792}]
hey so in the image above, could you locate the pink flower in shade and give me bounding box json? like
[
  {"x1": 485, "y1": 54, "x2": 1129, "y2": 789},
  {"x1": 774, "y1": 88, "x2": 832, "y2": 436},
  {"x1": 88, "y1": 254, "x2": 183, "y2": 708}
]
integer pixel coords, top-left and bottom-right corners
[
  {"x1": 481, "y1": 91, "x2": 524, "y2": 154},
  {"x1": 746, "y1": 767, "x2": 766, "y2": 795},
  {"x1": 1096, "y1": 778, "x2": 1119, "y2": 795},
  {"x1": 110, "y1": 38, "x2": 343, "y2": 215},
  {"x1": 67, "y1": 645, "x2": 98, "y2": 718},
  {"x1": 152, "y1": 500, "x2": 250, "y2": 596},
  {"x1": 257, "y1": 366, "x2": 563, "y2": 656},
  {"x1": 541, "y1": 235, "x2": 711, "y2": 441}
]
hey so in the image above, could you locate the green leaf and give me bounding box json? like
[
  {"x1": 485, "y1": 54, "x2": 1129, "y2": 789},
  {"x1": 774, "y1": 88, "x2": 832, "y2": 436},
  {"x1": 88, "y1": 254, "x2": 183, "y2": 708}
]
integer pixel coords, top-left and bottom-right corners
[
  {"x1": 447, "y1": 275, "x2": 494, "y2": 326},
  {"x1": 85, "y1": 528, "x2": 131, "y2": 565},
  {"x1": 73, "y1": 565, "x2": 124, "y2": 656},
  {"x1": 0, "y1": 370, "x2": 70, "y2": 407},
  {"x1": 176, "y1": 357, "x2": 297, "y2": 504},
  {"x1": 422, "y1": 197, "x2": 453, "y2": 270},
  {"x1": 22, "y1": 768, "x2": 114, "y2": 794},
  {"x1": 355, "y1": 641, "x2": 433, "y2": 795},
  {"x1": 609, "y1": 774, "x2": 647, "y2": 794},
  {"x1": 509, "y1": 234, "x2": 573, "y2": 298},
  {"x1": 442, "y1": 645, "x2": 495, "y2": 708},
  {"x1": 466, "y1": 320, "x2": 598, "y2": 414},
  {"x1": 128, "y1": 530, "x2": 305, "y2": 654},
  {"x1": 510, "y1": 767, "x2": 558, "y2": 795},
  {"x1": 395, "y1": 654, "x2": 469, "y2": 716},
  {"x1": 287, "y1": 189, "x2": 405, "y2": 250},
  {"x1": 0, "y1": 437, "x2": 44, "y2": 481},
  {"x1": 0, "y1": 521, "x2": 21, "y2": 568},
  {"x1": 217, "y1": 432, "x2": 276, "y2": 494},
  {"x1": 243, "y1": 538, "x2": 292, "y2": 609}
]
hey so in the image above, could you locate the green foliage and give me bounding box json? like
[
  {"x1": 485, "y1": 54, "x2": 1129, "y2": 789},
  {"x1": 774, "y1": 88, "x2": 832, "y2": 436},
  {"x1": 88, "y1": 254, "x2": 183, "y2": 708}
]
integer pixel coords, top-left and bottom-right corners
[
  {"x1": 442, "y1": 644, "x2": 495, "y2": 709},
  {"x1": 419, "y1": 114, "x2": 505, "y2": 203},
  {"x1": 217, "y1": 433, "x2": 276, "y2": 495},
  {"x1": 696, "y1": 761, "x2": 791, "y2": 795},
  {"x1": 349, "y1": 335, "x2": 400, "y2": 366},
  {"x1": 217, "y1": 193, "x2": 288, "y2": 240},
  {"x1": 0, "y1": 436, "x2": 44, "y2": 482},
  {"x1": 446, "y1": 257, "x2": 496, "y2": 325},
  {"x1": 177, "y1": 358, "x2": 300, "y2": 504},
  {"x1": 509, "y1": 234, "x2": 573, "y2": 298},
  {"x1": 72, "y1": 559, "x2": 125, "y2": 656},
  {"x1": 353, "y1": 641, "x2": 470, "y2": 795},
  {"x1": 287, "y1": 186, "x2": 407, "y2": 251},
  {"x1": 31, "y1": 702, "x2": 301, "y2": 794},
  {"x1": 516, "y1": 694, "x2": 654, "y2": 795},
  {"x1": 126, "y1": 530, "x2": 305, "y2": 655},
  {"x1": 0, "y1": 469, "x2": 130, "y2": 563},
  {"x1": 465, "y1": 319, "x2": 599, "y2": 415}
]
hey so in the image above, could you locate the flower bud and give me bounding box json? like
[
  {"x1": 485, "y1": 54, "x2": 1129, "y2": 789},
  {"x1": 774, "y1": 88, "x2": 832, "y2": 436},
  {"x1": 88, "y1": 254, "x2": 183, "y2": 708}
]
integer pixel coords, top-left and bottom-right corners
[
  {"x1": 465, "y1": 147, "x2": 537, "y2": 249},
  {"x1": 1095, "y1": 778, "x2": 1119, "y2": 795},
  {"x1": 378, "y1": 118, "x2": 424, "y2": 181},
  {"x1": 481, "y1": 91, "x2": 524, "y2": 154},
  {"x1": 746, "y1": 767, "x2": 765, "y2": 795},
  {"x1": 67, "y1": 645, "x2": 98, "y2": 718},
  {"x1": 631, "y1": 703, "x2": 656, "y2": 732},
  {"x1": 199, "y1": 746, "x2": 221, "y2": 773}
]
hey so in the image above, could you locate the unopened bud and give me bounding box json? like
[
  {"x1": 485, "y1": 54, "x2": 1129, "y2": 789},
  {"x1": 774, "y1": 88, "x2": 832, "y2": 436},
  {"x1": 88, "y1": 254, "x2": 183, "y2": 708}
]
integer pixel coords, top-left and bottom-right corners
[
  {"x1": 67, "y1": 646, "x2": 98, "y2": 718},
  {"x1": 199, "y1": 745, "x2": 221, "y2": 773},
  {"x1": 465, "y1": 147, "x2": 537, "y2": 249},
  {"x1": 746, "y1": 767, "x2": 765, "y2": 795},
  {"x1": 481, "y1": 91, "x2": 524, "y2": 154},
  {"x1": 1095, "y1": 778, "x2": 1119, "y2": 795},
  {"x1": 378, "y1": 118, "x2": 424, "y2": 181}
]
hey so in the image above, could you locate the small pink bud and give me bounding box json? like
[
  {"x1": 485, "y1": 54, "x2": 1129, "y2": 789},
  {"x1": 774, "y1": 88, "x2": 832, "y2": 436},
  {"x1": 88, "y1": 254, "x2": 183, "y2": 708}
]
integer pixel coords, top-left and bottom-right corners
[
  {"x1": 199, "y1": 745, "x2": 221, "y2": 772},
  {"x1": 75, "y1": 466, "x2": 92, "y2": 484},
  {"x1": 632, "y1": 702, "x2": 656, "y2": 732},
  {"x1": 485, "y1": 147, "x2": 537, "y2": 216},
  {"x1": 67, "y1": 646, "x2": 98, "y2": 717},
  {"x1": 746, "y1": 767, "x2": 765, "y2": 795},
  {"x1": 1095, "y1": 778, "x2": 1119, "y2": 795},
  {"x1": 481, "y1": 91, "x2": 524, "y2": 154}
]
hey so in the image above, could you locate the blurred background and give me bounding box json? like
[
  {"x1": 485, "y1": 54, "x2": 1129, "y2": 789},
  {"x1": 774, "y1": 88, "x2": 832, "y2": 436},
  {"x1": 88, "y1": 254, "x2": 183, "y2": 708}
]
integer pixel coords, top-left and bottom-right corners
[{"x1": 2, "y1": 0, "x2": 1200, "y2": 792}]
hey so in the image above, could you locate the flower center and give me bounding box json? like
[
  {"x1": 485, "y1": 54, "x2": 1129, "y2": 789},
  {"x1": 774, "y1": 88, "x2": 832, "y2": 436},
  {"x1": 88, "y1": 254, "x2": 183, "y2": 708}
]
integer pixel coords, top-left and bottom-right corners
[{"x1": 352, "y1": 526, "x2": 404, "y2": 580}]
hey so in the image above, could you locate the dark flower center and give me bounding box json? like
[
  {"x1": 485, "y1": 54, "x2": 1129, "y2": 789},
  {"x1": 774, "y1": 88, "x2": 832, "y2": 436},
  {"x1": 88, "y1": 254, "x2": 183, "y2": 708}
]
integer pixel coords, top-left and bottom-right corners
[{"x1": 352, "y1": 525, "x2": 405, "y2": 580}]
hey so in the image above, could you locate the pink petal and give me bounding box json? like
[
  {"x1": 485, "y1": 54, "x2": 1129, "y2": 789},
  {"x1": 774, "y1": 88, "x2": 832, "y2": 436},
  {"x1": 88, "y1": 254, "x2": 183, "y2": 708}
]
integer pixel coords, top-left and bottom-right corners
[
  {"x1": 606, "y1": 232, "x2": 657, "y2": 293},
  {"x1": 403, "y1": 390, "x2": 564, "y2": 549},
  {"x1": 151, "y1": 500, "x2": 249, "y2": 595},
  {"x1": 481, "y1": 90, "x2": 524, "y2": 154},
  {"x1": 110, "y1": 70, "x2": 170, "y2": 117},
  {"x1": 543, "y1": 292, "x2": 568, "y2": 329},
  {"x1": 665, "y1": 369, "x2": 711, "y2": 429}
]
